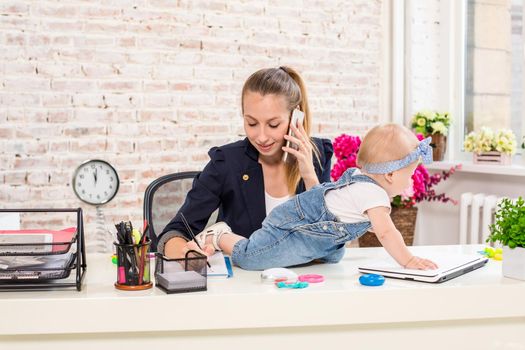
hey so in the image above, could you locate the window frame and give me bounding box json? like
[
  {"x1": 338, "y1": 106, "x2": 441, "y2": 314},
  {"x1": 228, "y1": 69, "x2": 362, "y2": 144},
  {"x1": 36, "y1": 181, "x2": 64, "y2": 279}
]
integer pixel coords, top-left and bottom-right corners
[{"x1": 397, "y1": 1, "x2": 523, "y2": 162}]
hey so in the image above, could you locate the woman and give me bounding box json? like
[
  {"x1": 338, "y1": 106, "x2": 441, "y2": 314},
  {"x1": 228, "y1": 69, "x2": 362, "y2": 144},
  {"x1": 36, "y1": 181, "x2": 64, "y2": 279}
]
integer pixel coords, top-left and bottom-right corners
[{"x1": 158, "y1": 66, "x2": 333, "y2": 258}]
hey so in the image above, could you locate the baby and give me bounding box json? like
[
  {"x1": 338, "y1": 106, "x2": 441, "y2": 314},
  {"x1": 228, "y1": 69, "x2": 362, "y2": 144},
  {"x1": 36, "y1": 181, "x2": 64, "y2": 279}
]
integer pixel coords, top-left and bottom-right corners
[{"x1": 188, "y1": 123, "x2": 438, "y2": 271}]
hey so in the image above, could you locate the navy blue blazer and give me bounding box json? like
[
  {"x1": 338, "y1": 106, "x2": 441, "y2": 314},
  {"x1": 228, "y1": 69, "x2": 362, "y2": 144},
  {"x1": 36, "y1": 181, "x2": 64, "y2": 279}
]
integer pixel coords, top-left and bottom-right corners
[{"x1": 159, "y1": 137, "x2": 333, "y2": 244}]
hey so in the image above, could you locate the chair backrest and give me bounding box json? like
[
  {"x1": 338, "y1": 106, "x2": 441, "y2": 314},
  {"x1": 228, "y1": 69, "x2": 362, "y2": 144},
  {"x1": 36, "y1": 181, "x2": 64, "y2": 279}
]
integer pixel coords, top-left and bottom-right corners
[{"x1": 143, "y1": 171, "x2": 200, "y2": 251}]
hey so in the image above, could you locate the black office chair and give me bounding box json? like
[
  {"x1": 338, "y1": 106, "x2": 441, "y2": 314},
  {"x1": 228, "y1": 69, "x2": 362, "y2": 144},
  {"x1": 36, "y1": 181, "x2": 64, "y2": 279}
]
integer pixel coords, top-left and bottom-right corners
[{"x1": 143, "y1": 171, "x2": 200, "y2": 251}]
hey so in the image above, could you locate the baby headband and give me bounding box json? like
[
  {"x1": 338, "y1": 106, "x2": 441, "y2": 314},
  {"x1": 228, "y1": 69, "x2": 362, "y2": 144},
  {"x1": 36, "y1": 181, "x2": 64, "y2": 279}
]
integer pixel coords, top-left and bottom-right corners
[{"x1": 362, "y1": 137, "x2": 433, "y2": 174}]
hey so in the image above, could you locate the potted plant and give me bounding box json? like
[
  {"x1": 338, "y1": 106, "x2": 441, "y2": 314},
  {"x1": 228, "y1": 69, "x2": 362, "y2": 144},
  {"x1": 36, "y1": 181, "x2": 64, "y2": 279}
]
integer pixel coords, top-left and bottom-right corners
[
  {"x1": 486, "y1": 197, "x2": 525, "y2": 281},
  {"x1": 331, "y1": 133, "x2": 460, "y2": 247},
  {"x1": 463, "y1": 127, "x2": 517, "y2": 165},
  {"x1": 411, "y1": 111, "x2": 451, "y2": 161}
]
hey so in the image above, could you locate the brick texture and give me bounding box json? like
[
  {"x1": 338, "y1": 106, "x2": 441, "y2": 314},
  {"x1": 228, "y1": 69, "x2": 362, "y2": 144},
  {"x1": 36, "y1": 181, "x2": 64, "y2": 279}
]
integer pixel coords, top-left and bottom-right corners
[{"x1": 0, "y1": 0, "x2": 383, "y2": 252}]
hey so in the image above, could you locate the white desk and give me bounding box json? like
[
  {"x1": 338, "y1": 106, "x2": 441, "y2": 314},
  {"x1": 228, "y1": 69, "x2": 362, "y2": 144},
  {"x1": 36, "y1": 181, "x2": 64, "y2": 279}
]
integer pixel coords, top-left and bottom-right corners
[{"x1": 1, "y1": 245, "x2": 524, "y2": 350}]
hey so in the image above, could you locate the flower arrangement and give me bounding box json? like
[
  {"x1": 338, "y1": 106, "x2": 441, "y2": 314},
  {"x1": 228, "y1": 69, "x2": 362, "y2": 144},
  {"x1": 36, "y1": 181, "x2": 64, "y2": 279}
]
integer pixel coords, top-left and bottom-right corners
[
  {"x1": 331, "y1": 133, "x2": 460, "y2": 209},
  {"x1": 411, "y1": 111, "x2": 451, "y2": 136},
  {"x1": 463, "y1": 127, "x2": 517, "y2": 155}
]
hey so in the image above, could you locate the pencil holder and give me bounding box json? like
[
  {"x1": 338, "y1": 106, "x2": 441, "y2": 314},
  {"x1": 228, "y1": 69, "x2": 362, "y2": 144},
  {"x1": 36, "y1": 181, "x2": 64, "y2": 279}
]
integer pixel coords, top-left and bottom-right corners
[
  {"x1": 155, "y1": 250, "x2": 207, "y2": 294},
  {"x1": 114, "y1": 241, "x2": 152, "y2": 291}
]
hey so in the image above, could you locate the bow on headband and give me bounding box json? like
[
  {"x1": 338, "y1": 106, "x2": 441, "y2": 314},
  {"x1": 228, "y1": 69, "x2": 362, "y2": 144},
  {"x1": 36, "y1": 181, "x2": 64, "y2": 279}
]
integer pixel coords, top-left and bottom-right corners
[{"x1": 362, "y1": 137, "x2": 433, "y2": 174}]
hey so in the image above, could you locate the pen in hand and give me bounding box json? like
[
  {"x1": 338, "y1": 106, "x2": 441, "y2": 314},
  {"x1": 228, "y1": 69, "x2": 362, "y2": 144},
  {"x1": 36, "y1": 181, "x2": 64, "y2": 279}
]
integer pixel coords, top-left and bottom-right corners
[{"x1": 179, "y1": 212, "x2": 211, "y2": 268}]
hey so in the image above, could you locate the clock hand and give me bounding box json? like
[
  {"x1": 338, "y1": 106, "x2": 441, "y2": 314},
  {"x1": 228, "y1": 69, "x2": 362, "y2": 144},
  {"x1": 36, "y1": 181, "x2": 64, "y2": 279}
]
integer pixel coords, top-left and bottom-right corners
[{"x1": 94, "y1": 168, "x2": 98, "y2": 186}]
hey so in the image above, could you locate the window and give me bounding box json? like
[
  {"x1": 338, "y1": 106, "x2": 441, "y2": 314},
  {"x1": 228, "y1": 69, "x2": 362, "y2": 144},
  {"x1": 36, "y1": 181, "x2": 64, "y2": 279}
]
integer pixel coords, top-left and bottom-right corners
[
  {"x1": 464, "y1": 0, "x2": 524, "y2": 150},
  {"x1": 401, "y1": 1, "x2": 525, "y2": 160}
]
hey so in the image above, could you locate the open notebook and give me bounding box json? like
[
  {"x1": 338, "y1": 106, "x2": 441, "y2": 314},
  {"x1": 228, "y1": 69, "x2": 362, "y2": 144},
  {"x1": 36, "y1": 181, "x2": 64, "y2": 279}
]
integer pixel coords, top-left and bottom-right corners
[
  {"x1": 207, "y1": 251, "x2": 233, "y2": 278},
  {"x1": 358, "y1": 252, "x2": 489, "y2": 283}
]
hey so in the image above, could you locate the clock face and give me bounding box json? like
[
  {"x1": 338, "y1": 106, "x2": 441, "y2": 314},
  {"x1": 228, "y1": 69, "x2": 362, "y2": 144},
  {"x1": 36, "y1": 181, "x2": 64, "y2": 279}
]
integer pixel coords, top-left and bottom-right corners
[{"x1": 73, "y1": 159, "x2": 119, "y2": 205}]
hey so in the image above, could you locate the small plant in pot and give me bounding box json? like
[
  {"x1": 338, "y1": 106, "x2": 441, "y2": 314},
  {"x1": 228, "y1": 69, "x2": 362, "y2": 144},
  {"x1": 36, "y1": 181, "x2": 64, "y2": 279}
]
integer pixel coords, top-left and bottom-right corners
[{"x1": 487, "y1": 197, "x2": 525, "y2": 280}]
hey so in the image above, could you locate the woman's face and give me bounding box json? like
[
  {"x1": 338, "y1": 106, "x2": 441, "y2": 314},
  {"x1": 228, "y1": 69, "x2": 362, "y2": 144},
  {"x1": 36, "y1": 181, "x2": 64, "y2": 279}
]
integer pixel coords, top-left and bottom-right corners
[{"x1": 243, "y1": 91, "x2": 290, "y2": 159}]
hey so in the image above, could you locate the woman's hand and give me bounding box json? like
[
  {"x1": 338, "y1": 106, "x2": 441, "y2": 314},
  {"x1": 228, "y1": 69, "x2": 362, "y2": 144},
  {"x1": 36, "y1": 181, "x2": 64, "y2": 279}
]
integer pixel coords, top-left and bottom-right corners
[
  {"x1": 164, "y1": 237, "x2": 189, "y2": 259},
  {"x1": 283, "y1": 121, "x2": 318, "y2": 189},
  {"x1": 186, "y1": 240, "x2": 215, "y2": 257},
  {"x1": 166, "y1": 237, "x2": 215, "y2": 259}
]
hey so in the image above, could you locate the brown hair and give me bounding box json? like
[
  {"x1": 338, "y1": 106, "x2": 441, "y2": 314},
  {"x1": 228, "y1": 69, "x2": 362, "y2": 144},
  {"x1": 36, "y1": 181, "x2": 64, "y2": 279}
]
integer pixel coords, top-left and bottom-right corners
[
  {"x1": 241, "y1": 66, "x2": 320, "y2": 194},
  {"x1": 357, "y1": 123, "x2": 420, "y2": 169}
]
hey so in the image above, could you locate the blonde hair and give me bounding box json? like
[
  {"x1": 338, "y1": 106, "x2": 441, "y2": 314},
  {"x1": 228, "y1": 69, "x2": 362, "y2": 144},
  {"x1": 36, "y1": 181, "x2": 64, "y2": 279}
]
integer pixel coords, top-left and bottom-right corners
[
  {"x1": 357, "y1": 123, "x2": 420, "y2": 170},
  {"x1": 242, "y1": 66, "x2": 320, "y2": 194}
]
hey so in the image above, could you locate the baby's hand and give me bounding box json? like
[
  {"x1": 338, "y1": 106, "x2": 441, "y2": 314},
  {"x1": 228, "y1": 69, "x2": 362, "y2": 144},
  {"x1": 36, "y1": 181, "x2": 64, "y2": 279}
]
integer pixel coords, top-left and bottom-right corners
[
  {"x1": 186, "y1": 241, "x2": 215, "y2": 257},
  {"x1": 404, "y1": 256, "x2": 438, "y2": 270}
]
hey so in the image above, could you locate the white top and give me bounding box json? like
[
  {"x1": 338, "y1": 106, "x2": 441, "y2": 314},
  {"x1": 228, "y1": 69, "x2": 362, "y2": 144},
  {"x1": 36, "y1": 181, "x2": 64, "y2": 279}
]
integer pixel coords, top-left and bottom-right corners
[
  {"x1": 324, "y1": 170, "x2": 390, "y2": 223},
  {"x1": 265, "y1": 191, "x2": 290, "y2": 215}
]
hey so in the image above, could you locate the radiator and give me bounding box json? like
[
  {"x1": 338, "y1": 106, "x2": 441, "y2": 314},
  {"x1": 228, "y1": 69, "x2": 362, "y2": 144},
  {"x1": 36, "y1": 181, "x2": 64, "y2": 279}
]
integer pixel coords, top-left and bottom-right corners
[{"x1": 459, "y1": 193, "x2": 501, "y2": 244}]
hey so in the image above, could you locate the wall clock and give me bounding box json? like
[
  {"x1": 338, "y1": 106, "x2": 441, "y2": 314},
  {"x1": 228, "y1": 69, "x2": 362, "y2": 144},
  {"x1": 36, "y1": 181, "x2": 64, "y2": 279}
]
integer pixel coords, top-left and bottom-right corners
[{"x1": 72, "y1": 159, "x2": 119, "y2": 205}]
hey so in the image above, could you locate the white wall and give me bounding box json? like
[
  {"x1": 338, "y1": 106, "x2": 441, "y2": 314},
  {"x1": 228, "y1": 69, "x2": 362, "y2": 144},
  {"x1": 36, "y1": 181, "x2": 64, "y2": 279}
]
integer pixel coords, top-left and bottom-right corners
[{"x1": 415, "y1": 170, "x2": 525, "y2": 245}]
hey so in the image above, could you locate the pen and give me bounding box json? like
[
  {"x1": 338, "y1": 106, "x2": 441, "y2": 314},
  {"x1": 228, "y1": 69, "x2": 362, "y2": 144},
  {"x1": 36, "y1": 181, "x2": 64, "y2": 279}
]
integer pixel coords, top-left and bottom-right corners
[
  {"x1": 140, "y1": 219, "x2": 149, "y2": 244},
  {"x1": 114, "y1": 222, "x2": 127, "y2": 283},
  {"x1": 137, "y1": 220, "x2": 147, "y2": 284},
  {"x1": 179, "y1": 212, "x2": 211, "y2": 269}
]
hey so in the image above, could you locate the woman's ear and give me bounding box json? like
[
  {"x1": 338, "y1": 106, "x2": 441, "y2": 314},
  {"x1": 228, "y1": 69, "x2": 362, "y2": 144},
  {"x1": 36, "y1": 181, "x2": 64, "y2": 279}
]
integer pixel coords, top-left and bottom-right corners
[{"x1": 383, "y1": 172, "x2": 394, "y2": 184}]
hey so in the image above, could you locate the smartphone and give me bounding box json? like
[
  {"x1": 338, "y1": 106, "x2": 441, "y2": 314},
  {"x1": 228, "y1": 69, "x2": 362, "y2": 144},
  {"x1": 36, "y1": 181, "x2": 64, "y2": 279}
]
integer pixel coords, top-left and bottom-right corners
[{"x1": 282, "y1": 109, "x2": 305, "y2": 162}]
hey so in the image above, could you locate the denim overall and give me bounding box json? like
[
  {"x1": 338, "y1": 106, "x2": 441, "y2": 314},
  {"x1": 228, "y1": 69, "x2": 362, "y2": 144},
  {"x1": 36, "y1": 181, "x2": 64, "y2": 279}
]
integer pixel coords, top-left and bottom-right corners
[{"x1": 231, "y1": 168, "x2": 377, "y2": 270}]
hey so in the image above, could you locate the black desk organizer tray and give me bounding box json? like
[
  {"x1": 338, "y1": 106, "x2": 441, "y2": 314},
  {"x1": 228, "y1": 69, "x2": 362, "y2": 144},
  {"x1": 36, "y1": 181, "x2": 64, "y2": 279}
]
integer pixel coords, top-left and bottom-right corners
[
  {"x1": 155, "y1": 250, "x2": 207, "y2": 294},
  {"x1": 0, "y1": 208, "x2": 87, "y2": 291}
]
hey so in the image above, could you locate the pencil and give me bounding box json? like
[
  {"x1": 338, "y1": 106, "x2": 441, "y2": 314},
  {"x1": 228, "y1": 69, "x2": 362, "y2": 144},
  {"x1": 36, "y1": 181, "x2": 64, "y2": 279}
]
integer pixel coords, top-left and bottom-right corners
[{"x1": 179, "y1": 212, "x2": 211, "y2": 268}]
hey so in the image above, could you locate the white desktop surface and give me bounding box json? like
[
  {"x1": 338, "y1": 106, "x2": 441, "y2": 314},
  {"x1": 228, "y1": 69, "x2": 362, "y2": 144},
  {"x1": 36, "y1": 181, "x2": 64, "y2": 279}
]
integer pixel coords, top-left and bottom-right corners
[{"x1": 1, "y1": 245, "x2": 524, "y2": 350}]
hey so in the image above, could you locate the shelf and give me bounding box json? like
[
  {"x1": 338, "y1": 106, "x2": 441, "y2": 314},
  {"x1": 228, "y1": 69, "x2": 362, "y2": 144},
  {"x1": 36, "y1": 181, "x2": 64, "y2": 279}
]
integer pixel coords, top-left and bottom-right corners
[
  {"x1": 427, "y1": 160, "x2": 525, "y2": 177},
  {"x1": 0, "y1": 208, "x2": 86, "y2": 291}
]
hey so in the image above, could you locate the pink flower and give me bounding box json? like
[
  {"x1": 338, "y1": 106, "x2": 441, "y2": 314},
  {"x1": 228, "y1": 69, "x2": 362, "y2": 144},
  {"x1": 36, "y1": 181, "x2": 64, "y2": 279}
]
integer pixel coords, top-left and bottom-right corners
[{"x1": 331, "y1": 133, "x2": 459, "y2": 208}]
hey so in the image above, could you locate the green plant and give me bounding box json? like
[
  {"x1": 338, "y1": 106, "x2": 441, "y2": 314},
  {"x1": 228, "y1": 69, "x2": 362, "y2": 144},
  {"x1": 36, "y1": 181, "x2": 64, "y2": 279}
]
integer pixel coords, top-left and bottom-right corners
[
  {"x1": 487, "y1": 197, "x2": 525, "y2": 249},
  {"x1": 411, "y1": 111, "x2": 451, "y2": 136}
]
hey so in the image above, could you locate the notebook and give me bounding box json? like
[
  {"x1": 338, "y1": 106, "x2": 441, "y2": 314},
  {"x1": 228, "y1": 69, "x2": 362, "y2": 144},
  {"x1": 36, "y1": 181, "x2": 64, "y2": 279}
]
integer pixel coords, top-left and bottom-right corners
[
  {"x1": 207, "y1": 251, "x2": 233, "y2": 278},
  {"x1": 358, "y1": 252, "x2": 489, "y2": 283}
]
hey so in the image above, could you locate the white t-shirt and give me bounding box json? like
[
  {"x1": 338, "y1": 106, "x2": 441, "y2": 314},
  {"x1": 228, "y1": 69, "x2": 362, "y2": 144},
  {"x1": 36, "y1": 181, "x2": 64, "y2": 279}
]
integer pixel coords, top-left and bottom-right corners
[
  {"x1": 324, "y1": 171, "x2": 391, "y2": 223},
  {"x1": 265, "y1": 192, "x2": 290, "y2": 216}
]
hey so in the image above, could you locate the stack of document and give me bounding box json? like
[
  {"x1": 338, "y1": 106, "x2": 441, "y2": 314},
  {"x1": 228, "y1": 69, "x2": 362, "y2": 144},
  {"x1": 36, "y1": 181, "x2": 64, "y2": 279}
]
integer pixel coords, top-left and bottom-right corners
[
  {"x1": 0, "y1": 252, "x2": 75, "y2": 280},
  {"x1": 156, "y1": 270, "x2": 206, "y2": 291}
]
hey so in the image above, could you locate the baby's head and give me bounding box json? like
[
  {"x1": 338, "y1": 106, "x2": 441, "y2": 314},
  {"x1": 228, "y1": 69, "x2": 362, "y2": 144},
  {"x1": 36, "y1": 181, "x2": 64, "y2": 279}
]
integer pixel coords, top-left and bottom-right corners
[
  {"x1": 358, "y1": 124, "x2": 420, "y2": 167},
  {"x1": 357, "y1": 123, "x2": 432, "y2": 196}
]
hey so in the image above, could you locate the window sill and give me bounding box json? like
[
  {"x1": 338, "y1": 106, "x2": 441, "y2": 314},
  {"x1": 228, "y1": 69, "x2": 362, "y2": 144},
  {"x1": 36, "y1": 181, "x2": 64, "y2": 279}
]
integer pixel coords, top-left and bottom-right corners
[{"x1": 427, "y1": 160, "x2": 525, "y2": 177}]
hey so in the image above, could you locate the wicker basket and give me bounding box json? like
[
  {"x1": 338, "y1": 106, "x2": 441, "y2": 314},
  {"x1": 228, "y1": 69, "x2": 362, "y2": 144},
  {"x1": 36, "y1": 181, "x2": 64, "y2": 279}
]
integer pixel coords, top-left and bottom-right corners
[{"x1": 358, "y1": 206, "x2": 418, "y2": 247}]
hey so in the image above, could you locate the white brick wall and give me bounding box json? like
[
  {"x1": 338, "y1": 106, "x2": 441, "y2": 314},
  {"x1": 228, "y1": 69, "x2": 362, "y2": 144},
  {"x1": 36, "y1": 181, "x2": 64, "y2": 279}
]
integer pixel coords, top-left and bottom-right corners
[{"x1": 1, "y1": 0, "x2": 384, "y2": 251}]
